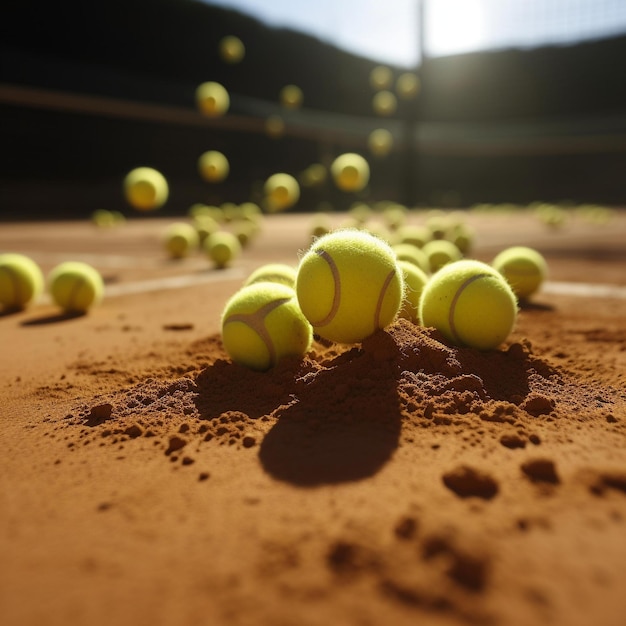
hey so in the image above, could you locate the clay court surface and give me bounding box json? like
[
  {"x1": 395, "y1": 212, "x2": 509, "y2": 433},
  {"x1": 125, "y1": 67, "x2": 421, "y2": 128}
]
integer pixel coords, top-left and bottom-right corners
[{"x1": 1, "y1": 210, "x2": 625, "y2": 626}]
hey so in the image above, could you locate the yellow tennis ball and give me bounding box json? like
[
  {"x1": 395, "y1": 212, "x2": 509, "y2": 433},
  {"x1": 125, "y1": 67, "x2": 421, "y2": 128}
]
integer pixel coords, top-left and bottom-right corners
[
  {"x1": 219, "y1": 35, "x2": 245, "y2": 64},
  {"x1": 0, "y1": 253, "x2": 44, "y2": 311},
  {"x1": 123, "y1": 167, "x2": 169, "y2": 211},
  {"x1": 198, "y1": 151, "x2": 229, "y2": 183},
  {"x1": 163, "y1": 223, "x2": 199, "y2": 259},
  {"x1": 368, "y1": 128, "x2": 393, "y2": 157},
  {"x1": 392, "y1": 243, "x2": 430, "y2": 275},
  {"x1": 264, "y1": 173, "x2": 300, "y2": 212},
  {"x1": 221, "y1": 283, "x2": 312, "y2": 371},
  {"x1": 279, "y1": 84, "x2": 303, "y2": 109},
  {"x1": 492, "y1": 246, "x2": 548, "y2": 299},
  {"x1": 372, "y1": 90, "x2": 397, "y2": 116},
  {"x1": 330, "y1": 153, "x2": 370, "y2": 192},
  {"x1": 48, "y1": 261, "x2": 104, "y2": 313},
  {"x1": 370, "y1": 65, "x2": 393, "y2": 90},
  {"x1": 244, "y1": 263, "x2": 297, "y2": 289},
  {"x1": 205, "y1": 231, "x2": 241, "y2": 268},
  {"x1": 396, "y1": 224, "x2": 432, "y2": 248},
  {"x1": 296, "y1": 229, "x2": 404, "y2": 344},
  {"x1": 193, "y1": 216, "x2": 220, "y2": 246},
  {"x1": 196, "y1": 81, "x2": 230, "y2": 117},
  {"x1": 419, "y1": 260, "x2": 518, "y2": 350},
  {"x1": 397, "y1": 260, "x2": 429, "y2": 323},
  {"x1": 422, "y1": 239, "x2": 462, "y2": 272},
  {"x1": 396, "y1": 72, "x2": 420, "y2": 100}
]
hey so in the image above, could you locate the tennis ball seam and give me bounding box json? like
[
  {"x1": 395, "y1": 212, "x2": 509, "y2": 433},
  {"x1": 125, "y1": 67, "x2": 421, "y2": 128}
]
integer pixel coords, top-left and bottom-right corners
[
  {"x1": 223, "y1": 296, "x2": 291, "y2": 366},
  {"x1": 311, "y1": 249, "x2": 340, "y2": 326},
  {"x1": 0, "y1": 265, "x2": 20, "y2": 306},
  {"x1": 449, "y1": 273, "x2": 489, "y2": 345},
  {"x1": 375, "y1": 269, "x2": 399, "y2": 330}
]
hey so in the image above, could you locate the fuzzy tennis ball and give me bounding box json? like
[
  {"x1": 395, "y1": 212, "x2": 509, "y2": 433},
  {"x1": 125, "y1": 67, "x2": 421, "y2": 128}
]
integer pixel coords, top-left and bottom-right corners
[
  {"x1": 123, "y1": 167, "x2": 169, "y2": 211},
  {"x1": 397, "y1": 260, "x2": 429, "y2": 323},
  {"x1": 0, "y1": 253, "x2": 44, "y2": 311},
  {"x1": 392, "y1": 243, "x2": 430, "y2": 275},
  {"x1": 219, "y1": 35, "x2": 245, "y2": 64},
  {"x1": 296, "y1": 229, "x2": 404, "y2": 344},
  {"x1": 419, "y1": 260, "x2": 518, "y2": 350},
  {"x1": 492, "y1": 246, "x2": 548, "y2": 299},
  {"x1": 422, "y1": 240, "x2": 462, "y2": 273},
  {"x1": 396, "y1": 224, "x2": 432, "y2": 248},
  {"x1": 205, "y1": 231, "x2": 241, "y2": 268},
  {"x1": 164, "y1": 223, "x2": 199, "y2": 259},
  {"x1": 264, "y1": 173, "x2": 300, "y2": 212},
  {"x1": 330, "y1": 153, "x2": 370, "y2": 192},
  {"x1": 279, "y1": 84, "x2": 303, "y2": 110},
  {"x1": 198, "y1": 151, "x2": 229, "y2": 183},
  {"x1": 372, "y1": 90, "x2": 397, "y2": 116},
  {"x1": 48, "y1": 261, "x2": 104, "y2": 313},
  {"x1": 221, "y1": 283, "x2": 312, "y2": 371},
  {"x1": 368, "y1": 129, "x2": 393, "y2": 157},
  {"x1": 196, "y1": 81, "x2": 230, "y2": 117},
  {"x1": 244, "y1": 263, "x2": 297, "y2": 289}
]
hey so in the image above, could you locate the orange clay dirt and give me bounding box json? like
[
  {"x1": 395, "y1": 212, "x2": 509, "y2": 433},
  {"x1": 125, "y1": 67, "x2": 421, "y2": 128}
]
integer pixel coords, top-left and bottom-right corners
[{"x1": 1, "y1": 211, "x2": 625, "y2": 626}]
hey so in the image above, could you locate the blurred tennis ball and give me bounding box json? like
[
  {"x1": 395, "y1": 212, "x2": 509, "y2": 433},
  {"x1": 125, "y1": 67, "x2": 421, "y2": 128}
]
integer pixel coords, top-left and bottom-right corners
[
  {"x1": 370, "y1": 65, "x2": 392, "y2": 90},
  {"x1": 163, "y1": 222, "x2": 199, "y2": 259},
  {"x1": 205, "y1": 231, "x2": 241, "y2": 269},
  {"x1": 492, "y1": 246, "x2": 548, "y2": 300},
  {"x1": 265, "y1": 115, "x2": 285, "y2": 138},
  {"x1": 193, "y1": 216, "x2": 220, "y2": 246},
  {"x1": 48, "y1": 261, "x2": 104, "y2": 313},
  {"x1": 299, "y1": 163, "x2": 327, "y2": 188},
  {"x1": 392, "y1": 243, "x2": 430, "y2": 275},
  {"x1": 264, "y1": 173, "x2": 300, "y2": 212},
  {"x1": 244, "y1": 263, "x2": 297, "y2": 289},
  {"x1": 123, "y1": 167, "x2": 169, "y2": 211},
  {"x1": 196, "y1": 81, "x2": 230, "y2": 117},
  {"x1": 396, "y1": 73, "x2": 420, "y2": 99},
  {"x1": 368, "y1": 128, "x2": 393, "y2": 157},
  {"x1": 330, "y1": 153, "x2": 370, "y2": 192},
  {"x1": 219, "y1": 35, "x2": 245, "y2": 64},
  {"x1": 198, "y1": 150, "x2": 229, "y2": 183},
  {"x1": 396, "y1": 225, "x2": 432, "y2": 248},
  {"x1": 397, "y1": 260, "x2": 429, "y2": 323},
  {"x1": 280, "y1": 84, "x2": 303, "y2": 110},
  {"x1": 372, "y1": 90, "x2": 397, "y2": 116},
  {"x1": 0, "y1": 253, "x2": 44, "y2": 311},
  {"x1": 422, "y1": 240, "x2": 463, "y2": 273}
]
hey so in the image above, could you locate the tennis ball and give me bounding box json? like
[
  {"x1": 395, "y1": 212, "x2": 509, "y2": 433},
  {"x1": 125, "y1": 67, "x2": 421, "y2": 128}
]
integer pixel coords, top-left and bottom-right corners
[
  {"x1": 451, "y1": 223, "x2": 475, "y2": 255},
  {"x1": 280, "y1": 84, "x2": 303, "y2": 110},
  {"x1": 396, "y1": 73, "x2": 420, "y2": 99},
  {"x1": 91, "y1": 209, "x2": 116, "y2": 228},
  {"x1": 264, "y1": 173, "x2": 300, "y2": 212},
  {"x1": 221, "y1": 283, "x2": 312, "y2": 371},
  {"x1": 296, "y1": 229, "x2": 404, "y2": 344},
  {"x1": 299, "y1": 163, "x2": 327, "y2": 188},
  {"x1": 123, "y1": 167, "x2": 168, "y2": 211},
  {"x1": 265, "y1": 115, "x2": 285, "y2": 138},
  {"x1": 244, "y1": 263, "x2": 297, "y2": 289},
  {"x1": 193, "y1": 216, "x2": 220, "y2": 246},
  {"x1": 397, "y1": 260, "x2": 429, "y2": 323},
  {"x1": 48, "y1": 262, "x2": 104, "y2": 313},
  {"x1": 205, "y1": 231, "x2": 241, "y2": 268},
  {"x1": 0, "y1": 253, "x2": 44, "y2": 311},
  {"x1": 219, "y1": 35, "x2": 245, "y2": 64},
  {"x1": 422, "y1": 239, "x2": 462, "y2": 273},
  {"x1": 396, "y1": 224, "x2": 432, "y2": 248},
  {"x1": 330, "y1": 153, "x2": 370, "y2": 192},
  {"x1": 372, "y1": 90, "x2": 397, "y2": 116},
  {"x1": 492, "y1": 246, "x2": 548, "y2": 299},
  {"x1": 196, "y1": 81, "x2": 230, "y2": 117},
  {"x1": 164, "y1": 223, "x2": 199, "y2": 259},
  {"x1": 419, "y1": 260, "x2": 518, "y2": 350},
  {"x1": 370, "y1": 65, "x2": 393, "y2": 90},
  {"x1": 392, "y1": 244, "x2": 430, "y2": 275},
  {"x1": 198, "y1": 151, "x2": 229, "y2": 183},
  {"x1": 368, "y1": 128, "x2": 393, "y2": 157},
  {"x1": 310, "y1": 213, "x2": 332, "y2": 239}
]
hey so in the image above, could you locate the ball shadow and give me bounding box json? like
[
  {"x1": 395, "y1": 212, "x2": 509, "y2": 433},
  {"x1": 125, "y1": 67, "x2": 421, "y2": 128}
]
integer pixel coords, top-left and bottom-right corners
[
  {"x1": 21, "y1": 311, "x2": 86, "y2": 326},
  {"x1": 258, "y1": 332, "x2": 403, "y2": 486}
]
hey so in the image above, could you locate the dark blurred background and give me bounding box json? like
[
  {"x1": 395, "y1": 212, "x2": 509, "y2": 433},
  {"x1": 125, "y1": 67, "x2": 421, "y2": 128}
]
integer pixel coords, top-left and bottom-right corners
[{"x1": 1, "y1": 0, "x2": 626, "y2": 219}]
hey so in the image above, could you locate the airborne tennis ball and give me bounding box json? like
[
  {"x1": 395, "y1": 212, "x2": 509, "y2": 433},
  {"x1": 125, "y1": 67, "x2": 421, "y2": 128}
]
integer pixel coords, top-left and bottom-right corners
[
  {"x1": 196, "y1": 81, "x2": 230, "y2": 117},
  {"x1": 198, "y1": 151, "x2": 229, "y2": 183},
  {"x1": 244, "y1": 263, "x2": 297, "y2": 289},
  {"x1": 419, "y1": 260, "x2": 518, "y2": 350},
  {"x1": 264, "y1": 173, "x2": 300, "y2": 212},
  {"x1": 372, "y1": 90, "x2": 397, "y2": 117},
  {"x1": 370, "y1": 65, "x2": 393, "y2": 90},
  {"x1": 123, "y1": 167, "x2": 169, "y2": 211},
  {"x1": 330, "y1": 153, "x2": 370, "y2": 192},
  {"x1": 296, "y1": 229, "x2": 404, "y2": 344},
  {"x1": 279, "y1": 84, "x2": 303, "y2": 110},
  {"x1": 48, "y1": 261, "x2": 104, "y2": 313},
  {"x1": 397, "y1": 260, "x2": 429, "y2": 323},
  {"x1": 0, "y1": 253, "x2": 44, "y2": 311},
  {"x1": 163, "y1": 223, "x2": 199, "y2": 259},
  {"x1": 396, "y1": 73, "x2": 420, "y2": 100},
  {"x1": 368, "y1": 128, "x2": 393, "y2": 157},
  {"x1": 492, "y1": 246, "x2": 548, "y2": 299},
  {"x1": 205, "y1": 231, "x2": 241, "y2": 268},
  {"x1": 221, "y1": 283, "x2": 312, "y2": 371},
  {"x1": 219, "y1": 35, "x2": 245, "y2": 64}
]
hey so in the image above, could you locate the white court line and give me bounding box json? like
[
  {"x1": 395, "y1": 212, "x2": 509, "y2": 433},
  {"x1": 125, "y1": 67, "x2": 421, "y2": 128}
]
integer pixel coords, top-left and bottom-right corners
[{"x1": 542, "y1": 281, "x2": 626, "y2": 299}]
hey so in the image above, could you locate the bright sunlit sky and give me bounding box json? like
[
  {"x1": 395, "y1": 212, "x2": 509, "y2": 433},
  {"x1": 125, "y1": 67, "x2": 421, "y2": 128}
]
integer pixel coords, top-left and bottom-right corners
[{"x1": 203, "y1": 0, "x2": 626, "y2": 67}]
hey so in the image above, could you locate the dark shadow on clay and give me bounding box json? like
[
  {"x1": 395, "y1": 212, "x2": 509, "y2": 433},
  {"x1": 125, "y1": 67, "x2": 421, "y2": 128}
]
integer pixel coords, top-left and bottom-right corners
[
  {"x1": 258, "y1": 331, "x2": 403, "y2": 486},
  {"x1": 519, "y1": 300, "x2": 554, "y2": 312},
  {"x1": 21, "y1": 311, "x2": 85, "y2": 326}
]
